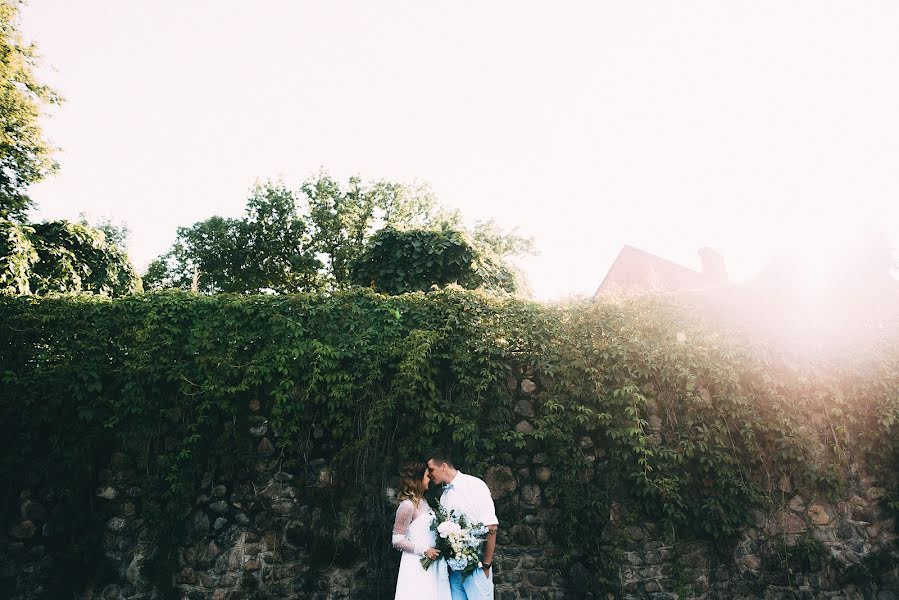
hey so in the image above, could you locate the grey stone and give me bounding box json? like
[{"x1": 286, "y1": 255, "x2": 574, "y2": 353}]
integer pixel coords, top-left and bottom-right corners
[
  {"x1": 10, "y1": 520, "x2": 37, "y2": 539},
  {"x1": 741, "y1": 555, "x2": 762, "y2": 570},
  {"x1": 535, "y1": 466, "x2": 552, "y2": 483},
  {"x1": 125, "y1": 553, "x2": 146, "y2": 586},
  {"x1": 867, "y1": 487, "x2": 887, "y2": 501},
  {"x1": 526, "y1": 570, "x2": 549, "y2": 586},
  {"x1": 257, "y1": 437, "x2": 275, "y2": 456},
  {"x1": 97, "y1": 486, "x2": 118, "y2": 501},
  {"x1": 769, "y1": 509, "x2": 806, "y2": 535},
  {"x1": 837, "y1": 521, "x2": 857, "y2": 540},
  {"x1": 788, "y1": 495, "x2": 806, "y2": 513},
  {"x1": 520, "y1": 484, "x2": 542, "y2": 511},
  {"x1": 520, "y1": 378, "x2": 537, "y2": 394},
  {"x1": 272, "y1": 499, "x2": 295, "y2": 515},
  {"x1": 106, "y1": 517, "x2": 128, "y2": 533},
  {"x1": 512, "y1": 525, "x2": 537, "y2": 545},
  {"x1": 808, "y1": 503, "x2": 833, "y2": 525},
  {"x1": 515, "y1": 399, "x2": 535, "y2": 417},
  {"x1": 192, "y1": 510, "x2": 210, "y2": 533},
  {"x1": 506, "y1": 370, "x2": 518, "y2": 393},
  {"x1": 515, "y1": 420, "x2": 534, "y2": 433},
  {"x1": 485, "y1": 465, "x2": 517, "y2": 500},
  {"x1": 209, "y1": 501, "x2": 229, "y2": 514},
  {"x1": 317, "y1": 467, "x2": 334, "y2": 487}
]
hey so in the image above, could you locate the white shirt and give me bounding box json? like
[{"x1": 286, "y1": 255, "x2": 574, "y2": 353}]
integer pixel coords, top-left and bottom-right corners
[{"x1": 439, "y1": 471, "x2": 498, "y2": 527}]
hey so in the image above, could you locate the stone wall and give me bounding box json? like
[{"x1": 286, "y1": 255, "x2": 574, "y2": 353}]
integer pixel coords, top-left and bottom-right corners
[{"x1": 2, "y1": 370, "x2": 898, "y2": 599}]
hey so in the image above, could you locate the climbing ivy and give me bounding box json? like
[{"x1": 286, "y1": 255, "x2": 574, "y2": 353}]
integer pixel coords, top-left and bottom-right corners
[{"x1": 0, "y1": 290, "x2": 897, "y2": 595}]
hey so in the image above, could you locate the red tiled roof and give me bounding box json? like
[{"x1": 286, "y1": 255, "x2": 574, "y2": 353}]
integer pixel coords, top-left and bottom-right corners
[{"x1": 594, "y1": 245, "x2": 709, "y2": 297}]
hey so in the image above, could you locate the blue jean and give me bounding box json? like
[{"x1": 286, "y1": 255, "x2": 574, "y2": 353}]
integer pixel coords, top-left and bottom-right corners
[{"x1": 449, "y1": 568, "x2": 494, "y2": 600}]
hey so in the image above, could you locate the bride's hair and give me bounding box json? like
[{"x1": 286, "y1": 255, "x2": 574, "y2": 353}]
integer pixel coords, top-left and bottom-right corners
[{"x1": 397, "y1": 460, "x2": 427, "y2": 506}]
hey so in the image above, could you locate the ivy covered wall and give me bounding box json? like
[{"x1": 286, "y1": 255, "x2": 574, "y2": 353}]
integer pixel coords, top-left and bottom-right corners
[{"x1": 1, "y1": 290, "x2": 897, "y2": 599}]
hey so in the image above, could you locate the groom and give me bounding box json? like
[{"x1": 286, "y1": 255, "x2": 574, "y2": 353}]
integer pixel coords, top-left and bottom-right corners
[{"x1": 427, "y1": 450, "x2": 498, "y2": 600}]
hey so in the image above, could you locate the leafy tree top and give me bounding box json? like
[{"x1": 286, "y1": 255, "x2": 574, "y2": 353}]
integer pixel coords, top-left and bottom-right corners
[
  {"x1": 349, "y1": 226, "x2": 521, "y2": 295},
  {"x1": 146, "y1": 172, "x2": 535, "y2": 296},
  {"x1": 1, "y1": 217, "x2": 141, "y2": 296},
  {"x1": 0, "y1": 0, "x2": 62, "y2": 221}
]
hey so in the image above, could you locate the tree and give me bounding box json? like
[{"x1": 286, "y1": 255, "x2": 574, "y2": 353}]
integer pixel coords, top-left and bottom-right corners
[
  {"x1": 0, "y1": 217, "x2": 35, "y2": 293},
  {"x1": 146, "y1": 171, "x2": 537, "y2": 296},
  {"x1": 0, "y1": 218, "x2": 141, "y2": 296},
  {"x1": 144, "y1": 183, "x2": 321, "y2": 294},
  {"x1": 301, "y1": 172, "x2": 439, "y2": 288},
  {"x1": 28, "y1": 220, "x2": 142, "y2": 296},
  {"x1": 349, "y1": 226, "x2": 522, "y2": 295},
  {"x1": 78, "y1": 213, "x2": 130, "y2": 249},
  {"x1": 469, "y1": 219, "x2": 536, "y2": 259},
  {"x1": 300, "y1": 172, "x2": 535, "y2": 294},
  {"x1": 143, "y1": 215, "x2": 243, "y2": 293},
  {"x1": 0, "y1": 0, "x2": 62, "y2": 221}
]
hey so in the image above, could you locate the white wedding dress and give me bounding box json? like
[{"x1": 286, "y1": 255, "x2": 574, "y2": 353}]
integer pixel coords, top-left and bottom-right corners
[{"x1": 392, "y1": 499, "x2": 451, "y2": 600}]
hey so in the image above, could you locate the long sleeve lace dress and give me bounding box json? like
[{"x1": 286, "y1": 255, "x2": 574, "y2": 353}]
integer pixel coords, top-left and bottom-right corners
[{"x1": 391, "y1": 498, "x2": 450, "y2": 600}]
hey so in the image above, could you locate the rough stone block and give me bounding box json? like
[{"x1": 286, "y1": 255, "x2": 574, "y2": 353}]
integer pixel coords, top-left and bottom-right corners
[
  {"x1": 515, "y1": 399, "x2": 535, "y2": 417},
  {"x1": 808, "y1": 503, "x2": 833, "y2": 526}
]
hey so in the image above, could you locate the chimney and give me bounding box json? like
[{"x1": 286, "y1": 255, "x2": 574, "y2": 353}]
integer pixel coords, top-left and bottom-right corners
[{"x1": 698, "y1": 247, "x2": 728, "y2": 284}]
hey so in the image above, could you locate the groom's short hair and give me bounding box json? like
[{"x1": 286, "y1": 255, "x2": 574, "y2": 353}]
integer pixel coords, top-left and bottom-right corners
[{"x1": 428, "y1": 449, "x2": 454, "y2": 468}]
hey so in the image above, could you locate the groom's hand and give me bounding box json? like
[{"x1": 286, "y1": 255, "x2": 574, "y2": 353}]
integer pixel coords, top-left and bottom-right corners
[{"x1": 424, "y1": 547, "x2": 440, "y2": 560}]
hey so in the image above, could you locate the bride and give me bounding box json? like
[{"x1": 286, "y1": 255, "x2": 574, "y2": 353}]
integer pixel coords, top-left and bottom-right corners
[{"x1": 392, "y1": 461, "x2": 451, "y2": 600}]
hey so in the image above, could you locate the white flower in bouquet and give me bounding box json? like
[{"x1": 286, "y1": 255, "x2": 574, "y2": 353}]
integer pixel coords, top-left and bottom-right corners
[
  {"x1": 437, "y1": 520, "x2": 463, "y2": 538},
  {"x1": 421, "y1": 503, "x2": 489, "y2": 579}
]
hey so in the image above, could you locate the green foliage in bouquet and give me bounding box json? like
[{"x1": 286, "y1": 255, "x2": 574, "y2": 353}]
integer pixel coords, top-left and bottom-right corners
[{"x1": 421, "y1": 502, "x2": 489, "y2": 579}]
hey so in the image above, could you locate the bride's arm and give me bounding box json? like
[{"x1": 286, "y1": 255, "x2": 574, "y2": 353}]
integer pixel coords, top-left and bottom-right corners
[{"x1": 391, "y1": 501, "x2": 427, "y2": 555}]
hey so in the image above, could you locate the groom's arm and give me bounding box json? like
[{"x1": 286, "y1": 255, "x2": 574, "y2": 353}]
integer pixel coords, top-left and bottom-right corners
[
  {"x1": 476, "y1": 479, "x2": 499, "y2": 575},
  {"x1": 483, "y1": 525, "x2": 498, "y2": 568}
]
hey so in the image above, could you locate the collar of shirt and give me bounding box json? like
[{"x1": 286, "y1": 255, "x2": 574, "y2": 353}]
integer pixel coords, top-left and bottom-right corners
[{"x1": 442, "y1": 471, "x2": 464, "y2": 494}]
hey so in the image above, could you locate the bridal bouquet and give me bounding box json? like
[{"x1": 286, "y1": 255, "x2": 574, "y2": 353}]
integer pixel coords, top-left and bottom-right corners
[{"x1": 420, "y1": 503, "x2": 489, "y2": 579}]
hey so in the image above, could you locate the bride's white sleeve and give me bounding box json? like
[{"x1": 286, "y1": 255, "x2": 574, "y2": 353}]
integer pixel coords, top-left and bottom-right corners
[{"x1": 392, "y1": 500, "x2": 426, "y2": 555}]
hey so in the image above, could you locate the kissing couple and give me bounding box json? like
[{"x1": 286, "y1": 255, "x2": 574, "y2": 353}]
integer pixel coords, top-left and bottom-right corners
[{"x1": 391, "y1": 450, "x2": 498, "y2": 600}]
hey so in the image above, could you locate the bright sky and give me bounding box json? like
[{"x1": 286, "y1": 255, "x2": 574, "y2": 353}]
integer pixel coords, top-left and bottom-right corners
[{"x1": 21, "y1": 1, "x2": 899, "y2": 300}]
